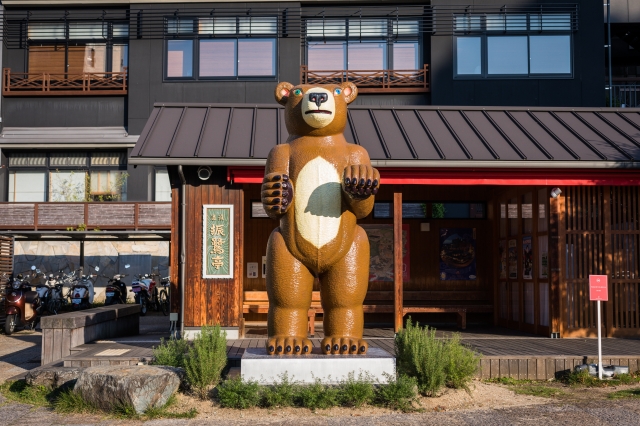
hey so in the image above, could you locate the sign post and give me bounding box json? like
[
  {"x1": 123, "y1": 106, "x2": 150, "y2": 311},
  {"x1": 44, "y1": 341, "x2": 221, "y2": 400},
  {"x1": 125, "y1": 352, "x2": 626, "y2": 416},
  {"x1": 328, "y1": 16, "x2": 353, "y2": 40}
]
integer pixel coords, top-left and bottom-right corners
[{"x1": 589, "y1": 275, "x2": 608, "y2": 380}]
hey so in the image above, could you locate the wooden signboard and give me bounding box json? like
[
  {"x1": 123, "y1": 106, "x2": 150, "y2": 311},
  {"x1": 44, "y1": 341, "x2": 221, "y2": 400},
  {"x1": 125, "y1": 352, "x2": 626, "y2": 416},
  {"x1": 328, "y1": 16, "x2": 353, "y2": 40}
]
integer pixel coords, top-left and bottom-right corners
[{"x1": 203, "y1": 204, "x2": 234, "y2": 279}]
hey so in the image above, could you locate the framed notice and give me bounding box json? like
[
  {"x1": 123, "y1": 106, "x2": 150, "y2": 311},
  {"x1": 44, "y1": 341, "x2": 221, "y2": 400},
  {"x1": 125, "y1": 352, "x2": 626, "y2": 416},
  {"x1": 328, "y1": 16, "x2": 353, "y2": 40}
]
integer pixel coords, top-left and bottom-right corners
[
  {"x1": 439, "y1": 228, "x2": 476, "y2": 281},
  {"x1": 523, "y1": 236, "x2": 533, "y2": 280},
  {"x1": 361, "y1": 224, "x2": 410, "y2": 281},
  {"x1": 203, "y1": 204, "x2": 234, "y2": 279},
  {"x1": 508, "y1": 239, "x2": 517, "y2": 279},
  {"x1": 499, "y1": 240, "x2": 507, "y2": 279}
]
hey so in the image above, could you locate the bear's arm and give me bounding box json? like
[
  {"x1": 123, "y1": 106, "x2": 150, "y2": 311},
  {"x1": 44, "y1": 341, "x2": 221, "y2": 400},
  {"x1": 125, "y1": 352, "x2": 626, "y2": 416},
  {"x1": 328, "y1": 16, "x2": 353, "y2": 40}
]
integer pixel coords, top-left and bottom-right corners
[
  {"x1": 344, "y1": 144, "x2": 376, "y2": 219},
  {"x1": 262, "y1": 144, "x2": 291, "y2": 220}
]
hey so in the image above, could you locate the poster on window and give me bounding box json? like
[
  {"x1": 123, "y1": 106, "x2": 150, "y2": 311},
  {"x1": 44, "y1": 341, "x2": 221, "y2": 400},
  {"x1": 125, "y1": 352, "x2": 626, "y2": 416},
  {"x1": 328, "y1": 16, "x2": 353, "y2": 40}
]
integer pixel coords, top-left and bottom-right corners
[
  {"x1": 508, "y1": 239, "x2": 517, "y2": 279},
  {"x1": 538, "y1": 235, "x2": 549, "y2": 279},
  {"x1": 523, "y1": 236, "x2": 533, "y2": 280},
  {"x1": 439, "y1": 228, "x2": 476, "y2": 281},
  {"x1": 361, "y1": 224, "x2": 410, "y2": 282},
  {"x1": 499, "y1": 240, "x2": 507, "y2": 279}
]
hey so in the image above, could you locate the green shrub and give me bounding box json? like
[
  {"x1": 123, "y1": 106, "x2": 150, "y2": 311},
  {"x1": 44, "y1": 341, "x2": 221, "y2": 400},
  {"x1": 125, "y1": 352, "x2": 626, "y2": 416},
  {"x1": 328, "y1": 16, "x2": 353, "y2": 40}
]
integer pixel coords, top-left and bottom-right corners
[
  {"x1": 184, "y1": 324, "x2": 228, "y2": 399},
  {"x1": 443, "y1": 333, "x2": 480, "y2": 391},
  {"x1": 297, "y1": 379, "x2": 339, "y2": 410},
  {"x1": 152, "y1": 337, "x2": 189, "y2": 368},
  {"x1": 375, "y1": 374, "x2": 419, "y2": 412},
  {"x1": 338, "y1": 372, "x2": 375, "y2": 407},
  {"x1": 396, "y1": 318, "x2": 480, "y2": 396},
  {"x1": 217, "y1": 377, "x2": 261, "y2": 409},
  {"x1": 0, "y1": 380, "x2": 52, "y2": 407},
  {"x1": 261, "y1": 373, "x2": 298, "y2": 408}
]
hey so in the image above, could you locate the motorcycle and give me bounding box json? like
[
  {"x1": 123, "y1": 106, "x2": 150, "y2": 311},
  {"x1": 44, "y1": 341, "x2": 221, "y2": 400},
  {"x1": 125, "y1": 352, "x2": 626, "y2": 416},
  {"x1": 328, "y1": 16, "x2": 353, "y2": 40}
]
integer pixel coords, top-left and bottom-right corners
[
  {"x1": 34, "y1": 271, "x2": 60, "y2": 315},
  {"x1": 44, "y1": 270, "x2": 76, "y2": 315},
  {"x1": 104, "y1": 264, "x2": 131, "y2": 306},
  {"x1": 4, "y1": 266, "x2": 42, "y2": 335},
  {"x1": 70, "y1": 266, "x2": 99, "y2": 311},
  {"x1": 131, "y1": 273, "x2": 159, "y2": 316}
]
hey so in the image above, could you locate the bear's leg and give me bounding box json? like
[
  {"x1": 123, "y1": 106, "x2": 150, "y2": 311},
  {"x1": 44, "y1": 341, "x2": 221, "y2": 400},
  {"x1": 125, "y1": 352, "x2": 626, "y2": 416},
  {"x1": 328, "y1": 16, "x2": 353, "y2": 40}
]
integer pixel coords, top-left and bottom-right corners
[
  {"x1": 320, "y1": 225, "x2": 369, "y2": 355},
  {"x1": 266, "y1": 227, "x2": 314, "y2": 355}
]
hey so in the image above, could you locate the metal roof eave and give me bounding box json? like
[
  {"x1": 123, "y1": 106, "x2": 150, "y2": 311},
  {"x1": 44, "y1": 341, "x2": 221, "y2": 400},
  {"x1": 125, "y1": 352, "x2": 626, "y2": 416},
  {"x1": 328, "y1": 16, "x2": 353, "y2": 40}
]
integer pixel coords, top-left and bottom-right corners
[{"x1": 128, "y1": 157, "x2": 640, "y2": 169}]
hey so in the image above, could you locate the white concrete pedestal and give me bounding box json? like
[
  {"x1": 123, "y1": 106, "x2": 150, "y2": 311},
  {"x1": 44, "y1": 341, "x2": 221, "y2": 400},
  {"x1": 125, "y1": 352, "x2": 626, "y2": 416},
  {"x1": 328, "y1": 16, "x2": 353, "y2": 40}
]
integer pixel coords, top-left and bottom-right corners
[{"x1": 241, "y1": 347, "x2": 395, "y2": 384}]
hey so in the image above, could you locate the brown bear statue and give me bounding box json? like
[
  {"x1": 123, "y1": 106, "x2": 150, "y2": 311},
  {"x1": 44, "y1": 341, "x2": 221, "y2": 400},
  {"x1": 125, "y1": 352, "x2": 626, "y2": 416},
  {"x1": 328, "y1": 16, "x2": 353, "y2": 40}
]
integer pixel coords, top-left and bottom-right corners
[{"x1": 261, "y1": 81, "x2": 380, "y2": 355}]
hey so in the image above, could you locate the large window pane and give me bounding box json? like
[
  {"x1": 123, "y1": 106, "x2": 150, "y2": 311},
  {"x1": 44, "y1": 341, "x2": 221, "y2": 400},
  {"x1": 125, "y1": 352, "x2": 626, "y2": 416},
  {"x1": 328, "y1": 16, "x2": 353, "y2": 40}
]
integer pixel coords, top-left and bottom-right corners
[
  {"x1": 200, "y1": 40, "x2": 236, "y2": 77},
  {"x1": 456, "y1": 37, "x2": 481, "y2": 75},
  {"x1": 238, "y1": 39, "x2": 275, "y2": 76},
  {"x1": 28, "y1": 45, "x2": 66, "y2": 74},
  {"x1": 49, "y1": 171, "x2": 86, "y2": 202},
  {"x1": 155, "y1": 170, "x2": 172, "y2": 201},
  {"x1": 113, "y1": 44, "x2": 128, "y2": 72},
  {"x1": 66, "y1": 44, "x2": 107, "y2": 74},
  {"x1": 348, "y1": 42, "x2": 386, "y2": 70},
  {"x1": 487, "y1": 36, "x2": 528, "y2": 74},
  {"x1": 530, "y1": 35, "x2": 571, "y2": 74},
  {"x1": 167, "y1": 40, "x2": 193, "y2": 77},
  {"x1": 9, "y1": 171, "x2": 46, "y2": 202},
  {"x1": 69, "y1": 22, "x2": 105, "y2": 40},
  {"x1": 90, "y1": 171, "x2": 127, "y2": 201},
  {"x1": 393, "y1": 42, "x2": 419, "y2": 69},
  {"x1": 308, "y1": 42, "x2": 346, "y2": 70},
  {"x1": 28, "y1": 23, "x2": 65, "y2": 40}
]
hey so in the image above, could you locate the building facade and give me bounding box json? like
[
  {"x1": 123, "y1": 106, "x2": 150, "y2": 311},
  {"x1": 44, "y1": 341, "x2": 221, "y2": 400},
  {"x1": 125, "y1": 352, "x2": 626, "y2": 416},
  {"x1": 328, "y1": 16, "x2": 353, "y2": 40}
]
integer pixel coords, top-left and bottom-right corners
[{"x1": 2, "y1": 0, "x2": 640, "y2": 338}]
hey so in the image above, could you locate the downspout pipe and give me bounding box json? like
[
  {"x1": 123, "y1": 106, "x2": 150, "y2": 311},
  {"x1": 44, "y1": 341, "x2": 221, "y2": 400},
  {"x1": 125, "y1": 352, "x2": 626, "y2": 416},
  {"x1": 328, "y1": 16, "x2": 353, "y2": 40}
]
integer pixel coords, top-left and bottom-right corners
[{"x1": 177, "y1": 165, "x2": 186, "y2": 339}]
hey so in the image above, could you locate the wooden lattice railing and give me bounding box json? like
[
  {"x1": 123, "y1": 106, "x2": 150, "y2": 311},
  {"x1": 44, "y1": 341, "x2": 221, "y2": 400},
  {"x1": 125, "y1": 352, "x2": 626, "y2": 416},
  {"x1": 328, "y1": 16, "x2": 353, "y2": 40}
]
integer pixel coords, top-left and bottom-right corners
[
  {"x1": 3, "y1": 68, "x2": 127, "y2": 96},
  {"x1": 300, "y1": 64, "x2": 429, "y2": 93}
]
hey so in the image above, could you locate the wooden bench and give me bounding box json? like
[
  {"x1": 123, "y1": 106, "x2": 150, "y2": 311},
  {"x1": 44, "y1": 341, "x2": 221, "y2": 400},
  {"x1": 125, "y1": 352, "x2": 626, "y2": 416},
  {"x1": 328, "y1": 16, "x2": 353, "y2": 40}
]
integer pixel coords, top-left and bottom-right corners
[{"x1": 243, "y1": 290, "x2": 493, "y2": 335}]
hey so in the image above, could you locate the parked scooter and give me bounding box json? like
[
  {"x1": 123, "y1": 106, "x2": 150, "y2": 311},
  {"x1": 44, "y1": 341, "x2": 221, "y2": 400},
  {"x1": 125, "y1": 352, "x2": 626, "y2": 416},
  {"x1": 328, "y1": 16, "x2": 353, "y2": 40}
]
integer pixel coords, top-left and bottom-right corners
[
  {"x1": 131, "y1": 273, "x2": 159, "y2": 316},
  {"x1": 3, "y1": 266, "x2": 42, "y2": 335},
  {"x1": 104, "y1": 264, "x2": 131, "y2": 306},
  {"x1": 34, "y1": 271, "x2": 58, "y2": 314},
  {"x1": 70, "y1": 266, "x2": 99, "y2": 311}
]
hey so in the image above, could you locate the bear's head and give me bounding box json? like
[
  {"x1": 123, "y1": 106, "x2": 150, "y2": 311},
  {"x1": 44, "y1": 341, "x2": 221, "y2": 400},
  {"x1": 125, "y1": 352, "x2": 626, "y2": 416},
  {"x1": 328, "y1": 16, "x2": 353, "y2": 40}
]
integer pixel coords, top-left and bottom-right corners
[{"x1": 275, "y1": 81, "x2": 358, "y2": 137}]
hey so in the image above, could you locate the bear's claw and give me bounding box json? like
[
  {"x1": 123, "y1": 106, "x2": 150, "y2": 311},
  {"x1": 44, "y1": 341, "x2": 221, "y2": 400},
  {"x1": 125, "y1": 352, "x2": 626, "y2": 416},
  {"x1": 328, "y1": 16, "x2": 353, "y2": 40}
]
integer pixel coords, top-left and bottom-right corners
[
  {"x1": 321, "y1": 337, "x2": 368, "y2": 355},
  {"x1": 266, "y1": 336, "x2": 312, "y2": 355}
]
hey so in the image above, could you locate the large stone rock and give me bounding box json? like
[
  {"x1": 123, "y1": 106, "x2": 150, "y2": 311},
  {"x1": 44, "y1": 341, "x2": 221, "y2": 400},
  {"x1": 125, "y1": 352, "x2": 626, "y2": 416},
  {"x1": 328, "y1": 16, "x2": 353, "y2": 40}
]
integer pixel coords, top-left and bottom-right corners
[
  {"x1": 26, "y1": 367, "x2": 83, "y2": 388},
  {"x1": 74, "y1": 365, "x2": 181, "y2": 414}
]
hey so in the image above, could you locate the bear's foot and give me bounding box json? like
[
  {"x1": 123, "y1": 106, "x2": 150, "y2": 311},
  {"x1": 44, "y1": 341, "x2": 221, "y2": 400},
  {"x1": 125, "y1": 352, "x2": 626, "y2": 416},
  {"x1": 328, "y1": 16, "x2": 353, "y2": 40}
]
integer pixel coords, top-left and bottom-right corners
[
  {"x1": 321, "y1": 337, "x2": 368, "y2": 355},
  {"x1": 266, "y1": 336, "x2": 312, "y2": 355}
]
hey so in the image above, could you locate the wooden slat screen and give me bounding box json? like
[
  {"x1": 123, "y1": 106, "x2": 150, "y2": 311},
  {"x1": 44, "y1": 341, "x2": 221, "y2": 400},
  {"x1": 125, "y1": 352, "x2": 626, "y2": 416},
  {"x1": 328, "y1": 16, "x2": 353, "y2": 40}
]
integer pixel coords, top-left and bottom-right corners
[
  {"x1": 561, "y1": 186, "x2": 640, "y2": 337},
  {"x1": 610, "y1": 186, "x2": 640, "y2": 333},
  {"x1": 562, "y1": 186, "x2": 606, "y2": 334}
]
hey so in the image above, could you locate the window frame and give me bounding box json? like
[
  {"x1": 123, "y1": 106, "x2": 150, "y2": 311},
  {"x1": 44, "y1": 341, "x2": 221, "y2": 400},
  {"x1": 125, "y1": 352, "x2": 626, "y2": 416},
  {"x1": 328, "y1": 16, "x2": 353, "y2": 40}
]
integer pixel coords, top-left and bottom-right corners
[
  {"x1": 452, "y1": 13, "x2": 574, "y2": 79},
  {"x1": 304, "y1": 18, "x2": 422, "y2": 71},
  {"x1": 25, "y1": 20, "x2": 129, "y2": 74},
  {"x1": 163, "y1": 16, "x2": 279, "y2": 82}
]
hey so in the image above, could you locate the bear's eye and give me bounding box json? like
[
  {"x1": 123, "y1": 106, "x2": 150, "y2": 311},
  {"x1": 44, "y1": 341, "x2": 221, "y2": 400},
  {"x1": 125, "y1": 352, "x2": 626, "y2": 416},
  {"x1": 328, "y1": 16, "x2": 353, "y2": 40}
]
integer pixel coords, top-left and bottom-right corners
[
  {"x1": 293, "y1": 89, "x2": 302, "y2": 96},
  {"x1": 334, "y1": 88, "x2": 342, "y2": 95}
]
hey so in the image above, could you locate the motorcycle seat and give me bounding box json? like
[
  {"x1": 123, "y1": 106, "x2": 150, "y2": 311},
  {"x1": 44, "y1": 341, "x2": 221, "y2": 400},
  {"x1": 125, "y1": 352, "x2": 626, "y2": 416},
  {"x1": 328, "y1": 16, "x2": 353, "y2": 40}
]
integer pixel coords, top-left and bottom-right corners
[{"x1": 25, "y1": 291, "x2": 39, "y2": 304}]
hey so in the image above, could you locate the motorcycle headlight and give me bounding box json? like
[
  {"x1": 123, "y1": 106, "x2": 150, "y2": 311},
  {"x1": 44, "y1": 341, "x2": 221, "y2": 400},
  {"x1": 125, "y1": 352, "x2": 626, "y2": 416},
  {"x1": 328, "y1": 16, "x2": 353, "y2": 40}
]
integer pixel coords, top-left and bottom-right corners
[{"x1": 13, "y1": 282, "x2": 20, "y2": 289}]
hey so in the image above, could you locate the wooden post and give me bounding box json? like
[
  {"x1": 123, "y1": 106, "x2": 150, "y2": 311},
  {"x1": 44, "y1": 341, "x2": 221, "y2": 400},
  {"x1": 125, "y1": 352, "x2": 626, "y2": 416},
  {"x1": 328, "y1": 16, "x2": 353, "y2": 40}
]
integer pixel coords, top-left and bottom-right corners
[
  {"x1": 394, "y1": 192, "x2": 403, "y2": 332},
  {"x1": 549, "y1": 189, "x2": 564, "y2": 337}
]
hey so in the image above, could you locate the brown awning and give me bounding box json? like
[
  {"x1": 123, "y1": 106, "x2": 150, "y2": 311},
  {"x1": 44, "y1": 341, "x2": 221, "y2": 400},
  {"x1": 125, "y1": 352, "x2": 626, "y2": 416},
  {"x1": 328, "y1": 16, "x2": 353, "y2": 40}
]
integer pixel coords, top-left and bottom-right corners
[{"x1": 130, "y1": 103, "x2": 640, "y2": 169}]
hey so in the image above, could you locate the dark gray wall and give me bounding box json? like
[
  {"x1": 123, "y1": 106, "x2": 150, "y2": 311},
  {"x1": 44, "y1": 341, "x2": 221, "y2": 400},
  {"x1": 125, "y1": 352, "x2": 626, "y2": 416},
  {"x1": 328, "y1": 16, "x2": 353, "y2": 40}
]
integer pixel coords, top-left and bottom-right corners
[
  {"x1": 430, "y1": 0, "x2": 604, "y2": 107},
  {"x1": 126, "y1": 148, "x2": 151, "y2": 201},
  {"x1": 2, "y1": 97, "x2": 125, "y2": 128}
]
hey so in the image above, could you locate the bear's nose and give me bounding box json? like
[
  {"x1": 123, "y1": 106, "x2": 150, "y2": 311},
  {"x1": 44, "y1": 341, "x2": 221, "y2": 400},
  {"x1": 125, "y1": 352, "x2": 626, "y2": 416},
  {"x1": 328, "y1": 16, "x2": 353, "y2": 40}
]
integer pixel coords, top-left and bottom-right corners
[{"x1": 308, "y1": 92, "x2": 328, "y2": 108}]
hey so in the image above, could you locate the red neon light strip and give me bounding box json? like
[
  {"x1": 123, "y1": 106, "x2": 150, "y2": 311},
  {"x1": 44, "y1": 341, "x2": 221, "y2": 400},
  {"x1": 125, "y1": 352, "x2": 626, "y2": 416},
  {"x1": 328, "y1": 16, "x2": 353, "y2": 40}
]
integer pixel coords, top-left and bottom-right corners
[{"x1": 228, "y1": 167, "x2": 640, "y2": 186}]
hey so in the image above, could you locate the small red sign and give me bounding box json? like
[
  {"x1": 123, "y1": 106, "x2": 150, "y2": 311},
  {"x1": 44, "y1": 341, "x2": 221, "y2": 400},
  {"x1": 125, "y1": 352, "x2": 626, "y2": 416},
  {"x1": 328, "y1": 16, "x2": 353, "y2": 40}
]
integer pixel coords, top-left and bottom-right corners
[{"x1": 589, "y1": 275, "x2": 609, "y2": 301}]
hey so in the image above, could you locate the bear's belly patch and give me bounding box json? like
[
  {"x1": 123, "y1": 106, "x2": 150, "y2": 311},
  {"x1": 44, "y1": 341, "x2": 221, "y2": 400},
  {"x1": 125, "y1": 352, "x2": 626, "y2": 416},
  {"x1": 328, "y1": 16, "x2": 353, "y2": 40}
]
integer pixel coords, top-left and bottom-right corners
[{"x1": 294, "y1": 156, "x2": 342, "y2": 249}]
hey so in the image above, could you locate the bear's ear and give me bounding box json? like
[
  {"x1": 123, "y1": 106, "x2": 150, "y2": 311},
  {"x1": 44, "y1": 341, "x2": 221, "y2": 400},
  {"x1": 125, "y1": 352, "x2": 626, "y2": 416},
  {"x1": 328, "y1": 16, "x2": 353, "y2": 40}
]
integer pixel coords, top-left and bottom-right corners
[
  {"x1": 275, "y1": 82, "x2": 294, "y2": 106},
  {"x1": 340, "y1": 82, "x2": 358, "y2": 104}
]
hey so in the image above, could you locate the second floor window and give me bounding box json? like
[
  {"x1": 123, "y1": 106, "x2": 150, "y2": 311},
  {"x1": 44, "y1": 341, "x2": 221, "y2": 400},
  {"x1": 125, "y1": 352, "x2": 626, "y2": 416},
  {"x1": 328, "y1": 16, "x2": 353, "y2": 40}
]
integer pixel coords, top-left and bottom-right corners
[
  {"x1": 27, "y1": 21, "x2": 128, "y2": 75},
  {"x1": 305, "y1": 19, "x2": 421, "y2": 71},
  {"x1": 454, "y1": 13, "x2": 573, "y2": 78},
  {"x1": 165, "y1": 16, "x2": 277, "y2": 80}
]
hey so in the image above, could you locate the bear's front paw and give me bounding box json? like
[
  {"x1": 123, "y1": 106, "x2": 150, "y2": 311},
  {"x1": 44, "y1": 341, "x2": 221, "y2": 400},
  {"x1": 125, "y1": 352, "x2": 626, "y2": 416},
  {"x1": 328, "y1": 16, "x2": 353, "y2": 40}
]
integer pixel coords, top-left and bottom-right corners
[
  {"x1": 266, "y1": 336, "x2": 312, "y2": 355},
  {"x1": 321, "y1": 337, "x2": 368, "y2": 355},
  {"x1": 343, "y1": 165, "x2": 380, "y2": 198},
  {"x1": 262, "y1": 173, "x2": 294, "y2": 215}
]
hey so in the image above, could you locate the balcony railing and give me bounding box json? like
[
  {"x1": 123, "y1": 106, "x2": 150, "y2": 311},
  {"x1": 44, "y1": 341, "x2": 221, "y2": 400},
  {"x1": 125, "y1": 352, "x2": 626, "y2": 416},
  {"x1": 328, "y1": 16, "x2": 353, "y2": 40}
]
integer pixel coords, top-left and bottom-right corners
[
  {"x1": 2, "y1": 68, "x2": 128, "y2": 96},
  {"x1": 300, "y1": 64, "x2": 430, "y2": 93},
  {"x1": 0, "y1": 202, "x2": 170, "y2": 231}
]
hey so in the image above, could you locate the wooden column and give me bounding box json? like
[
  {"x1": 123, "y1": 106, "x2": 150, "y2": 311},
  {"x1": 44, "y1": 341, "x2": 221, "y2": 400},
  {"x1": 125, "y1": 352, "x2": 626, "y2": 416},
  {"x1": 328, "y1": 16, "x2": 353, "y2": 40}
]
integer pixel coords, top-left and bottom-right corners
[
  {"x1": 549, "y1": 189, "x2": 564, "y2": 337},
  {"x1": 394, "y1": 192, "x2": 403, "y2": 332}
]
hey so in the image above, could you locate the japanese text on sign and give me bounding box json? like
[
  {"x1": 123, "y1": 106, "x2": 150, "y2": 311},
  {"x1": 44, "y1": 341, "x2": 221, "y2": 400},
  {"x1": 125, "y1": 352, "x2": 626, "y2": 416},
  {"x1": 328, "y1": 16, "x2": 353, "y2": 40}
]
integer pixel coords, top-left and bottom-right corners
[
  {"x1": 589, "y1": 275, "x2": 608, "y2": 301},
  {"x1": 203, "y1": 205, "x2": 234, "y2": 279}
]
